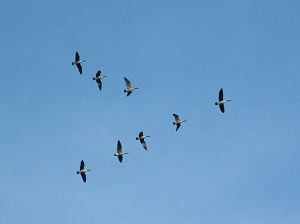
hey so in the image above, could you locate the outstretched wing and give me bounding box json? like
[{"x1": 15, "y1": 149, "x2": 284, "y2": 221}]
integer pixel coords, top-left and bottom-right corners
[
  {"x1": 219, "y1": 88, "x2": 223, "y2": 101},
  {"x1": 176, "y1": 123, "x2": 181, "y2": 131},
  {"x1": 96, "y1": 79, "x2": 102, "y2": 91},
  {"x1": 140, "y1": 139, "x2": 147, "y2": 150},
  {"x1": 124, "y1": 77, "x2": 132, "y2": 88},
  {"x1": 118, "y1": 155, "x2": 123, "y2": 163},
  {"x1": 173, "y1": 114, "x2": 180, "y2": 122},
  {"x1": 80, "y1": 172, "x2": 86, "y2": 183},
  {"x1": 75, "y1": 52, "x2": 80, "y2": 61},
  {"x1": 95, "y1": 70, "x2": 101, "y2": 77},
  {"x1": 80, "y1": 160, "x2": 85, "y2": 170},
  {"x1": 127, "y1": 91, "x2": 132, "y2": 97},
  {"x1": 219, "y1": 104, "x2": 225, "y2": 113},
  {"x1": 76, "y1": 63, "x2": 82, "y2": 74},
  {"x1": 117, "y1": 140, "x2": 122, "y2": 154}
]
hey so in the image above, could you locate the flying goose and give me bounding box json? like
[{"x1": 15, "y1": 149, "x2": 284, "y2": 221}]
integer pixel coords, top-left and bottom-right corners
[
  {"x1": 173, "y1": 113, "x2": 187, "y2": 131},
  {"x1": 72, "y1": 52, "x2": 86, "y2": 74},
  {"x1": 76, "y1": 160, "x2": 91, "y2": 183},
  {"x1": 215, "y1": 88, "x2": 231, "y2": 113},
  {"x1": 92, "y1": 70, "x2": 107, "y2": 91},
  {"x1": 114, "y1": 140, "x2": 129, "y2": 163},
  {"x1": 136, "y1": 131, "x2": 150, "y2": 150},
  {"x1": 124, "y1": 77, "x2": 139, "y2": 96}
]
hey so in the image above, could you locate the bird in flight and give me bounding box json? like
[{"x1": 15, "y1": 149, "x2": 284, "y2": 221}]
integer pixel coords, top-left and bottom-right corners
[
  {"x1": 124, "y1": 77, "x2": 139, "y2": 96},
  {"x1": 114, "y1": 140, "x2": 129, "y2": 163},
  {"x1": 72, "y1": 52, "x2": 86, "y2": 74},
  {"x1": 215, "y1": 88, "x2": 231, "y2": 113},
  {"x1": 136, "y1": 131, "x2": 150, "y2": 150},
  {"x1": 173, "y1": 114, "x2": 187, "y2": 131},
  {"x1": 92, "y1": 70, "x2": 107, "y2": 91},
  {"x1": 76, "y1": 160, "x2": 91, "y2": 183}
]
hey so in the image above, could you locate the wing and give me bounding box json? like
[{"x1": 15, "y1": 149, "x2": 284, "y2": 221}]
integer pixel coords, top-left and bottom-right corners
[
  {"x1": 173, "y1": 114, "x2": 180, "y2": 122},
  {"x1": 80, "y1": 160, "x2": 85, "y2": 170},
  {"x1": 97, "y1": 79, "x2": 102, "y2": 91},
  {"x1": 80, "y1": 172, "x2": 86, "y2": 183},
  {"x1": 176, "y1": 123, "x2": 181, "y2": 131},
  {"x1": 118, "y1": 155, "x2": 123, "y2": 163},
  {"x1": 219, "y1": 88, "x2": 223, "y2": 101},
  {"x1": 96, "y1": 70, "x2": 101, "y2": 77},
  {"x1": 75, "y1": 52, "x2": 80, "y2": 61},
  {"x1": 140, "y1": 139, "x2": 147, "y2": 150},
  {"x1": 124, "y1": 77, "x2": 132, "y2": 88},
  {"x1": 127, "y1": 91, "x2": 132, "y2": 97},
  {"x1": 76, "y1": 63, "x2": 82, "y2": 74},
  {"x1": 117, "y1": 140, "x2": 122, "y2": 154},
  {"x1": 139, "y1": 132, "x2": 143, "y2": 138},
  {"x1": 219, "y1": 104, "x2": 225, "y2": 113}
]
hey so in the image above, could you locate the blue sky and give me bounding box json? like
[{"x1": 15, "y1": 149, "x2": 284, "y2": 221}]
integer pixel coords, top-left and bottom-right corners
[{"x1": 1, "y1": 0, "x2": 300, "y2": 223}]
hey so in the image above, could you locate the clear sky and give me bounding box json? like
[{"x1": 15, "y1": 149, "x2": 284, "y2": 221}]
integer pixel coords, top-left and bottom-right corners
[{"x1": 1, "y1": 0, "x2": 300, "y2": 223}]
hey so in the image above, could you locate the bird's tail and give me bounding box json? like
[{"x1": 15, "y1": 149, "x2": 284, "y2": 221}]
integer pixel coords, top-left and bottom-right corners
[
  {"x1": 72, "y1": 62, "x2": 75, "y2": 65},
  {"x1": 93, "y1": 77, "x2": 96, "y2": 80},
  {"x1": 173, "y1": 122, "x2": 176, "y2": 125},
  {"x1": 136, "y1": 137, "x2": 139, "y2": 140},
  {"x1": 76, "y1": 171, "x2": 80, "y2": 174},
  {"x1": 124, "y1": 90, "x2": 126, "y2": 93}
]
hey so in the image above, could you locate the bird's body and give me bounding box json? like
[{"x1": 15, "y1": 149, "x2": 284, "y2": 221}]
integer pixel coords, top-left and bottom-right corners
[
  {"x1": 124, "y1": 77, "x2": 139, "y2": 96},
  {"x1": 215, "y1": 88, "x2": 231, "y2": 113},
  {"x1": 72, "y1": 52, "x2": 86, "y2": 74},
  {"x1": 173, "y1": 113, "x2": 187, "y2": 131},
  {"x1": 92, "y1": 70, "x2": 107, "y2": 91},
  {"x1": 114, "y1": 140, "x2": 129, "y2": 163},
  {"x1": 136, "y1": 131, "x2": 150, "y2": 150},
  {"x1": 76, "y1": 160, "x2": 91, "y2": 183}
]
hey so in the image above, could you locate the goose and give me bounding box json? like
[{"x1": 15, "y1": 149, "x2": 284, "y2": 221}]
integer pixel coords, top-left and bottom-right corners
[
  {"x1": 72, "y1": 52, "x2": 86, "y2": 74},
  {"x1": 173, "y1": 113, "x2": 187, "y2": 131},
  {"x1": 92, "y1": 70, "x2": 107, "y2": 91},
  {"x1": 215, "y1": 88, "x2": 231, "y2": 113},
  {"x1": 114, "y1": 140, "x2": 129, "y2": 163},
  {"x1": 76, "y1": 160, "x2": 91, "y2": 183},
  {"x1": 124, "y1": 77, "x2": 139, "y2": 96},
  {"x1": 136, "y1": 131, "x2": 150, "y2": 150}
]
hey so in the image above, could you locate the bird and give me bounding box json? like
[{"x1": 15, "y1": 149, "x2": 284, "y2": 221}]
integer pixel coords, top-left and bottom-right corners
[
  {"x1": 114, "y1": 140, "x2": 129, "y2": 163},
  {"x1": 173, "y1": 114, "x2": 187, "y2": 131},
  {"x1": 72, "y1": 52, "x2": 86, "y2": 74},
  {"x1": 215, "y1": 88, "x2": 231, "y2": 113},
  {"x1": 124, "y1": 77, "x2": 139, "y2": 96},
  {"x1": 136, "y1": 131, "x2": 150, "y2": 150},
  {"x1": 92, "y1": 70, "x2": 107, "y2": 91},
  {"x1": 76, "y1": 160, "x2": 91, "y2": 183}
]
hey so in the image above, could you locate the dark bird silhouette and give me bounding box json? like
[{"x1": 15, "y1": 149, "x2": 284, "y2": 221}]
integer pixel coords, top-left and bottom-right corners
[
  {"x1": 76, "y1": 160, "x2": 91, "y2": 183},
  {"x1": 92, "y1": 70, "x2": 107, "y2": 91},
  {"x1": 173, "y1": 114, "x2": 187, "y2": 131},
  {"x1": 215, "y1": 88, "x2": 231, "y2": 113},
  {"x1": 136, "y1": 131, "x2": 150, "y2": 150},
  {"x1": 114, "y1": 140, "x2": 129, "y2": 163},
  {"x1": 72, "y1": 52, "x2": 86, "y2": 74}
]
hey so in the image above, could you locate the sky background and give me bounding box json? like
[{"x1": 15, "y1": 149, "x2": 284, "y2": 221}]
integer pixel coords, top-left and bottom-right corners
[{"x1": 1, "y1": 0, "x2": 300, "y2": 223}]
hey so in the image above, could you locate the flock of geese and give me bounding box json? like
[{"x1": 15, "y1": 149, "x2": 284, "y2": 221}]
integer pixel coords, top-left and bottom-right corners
[{"x1": 72, "y1": 51, "x2": 232, "y2": 183}]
